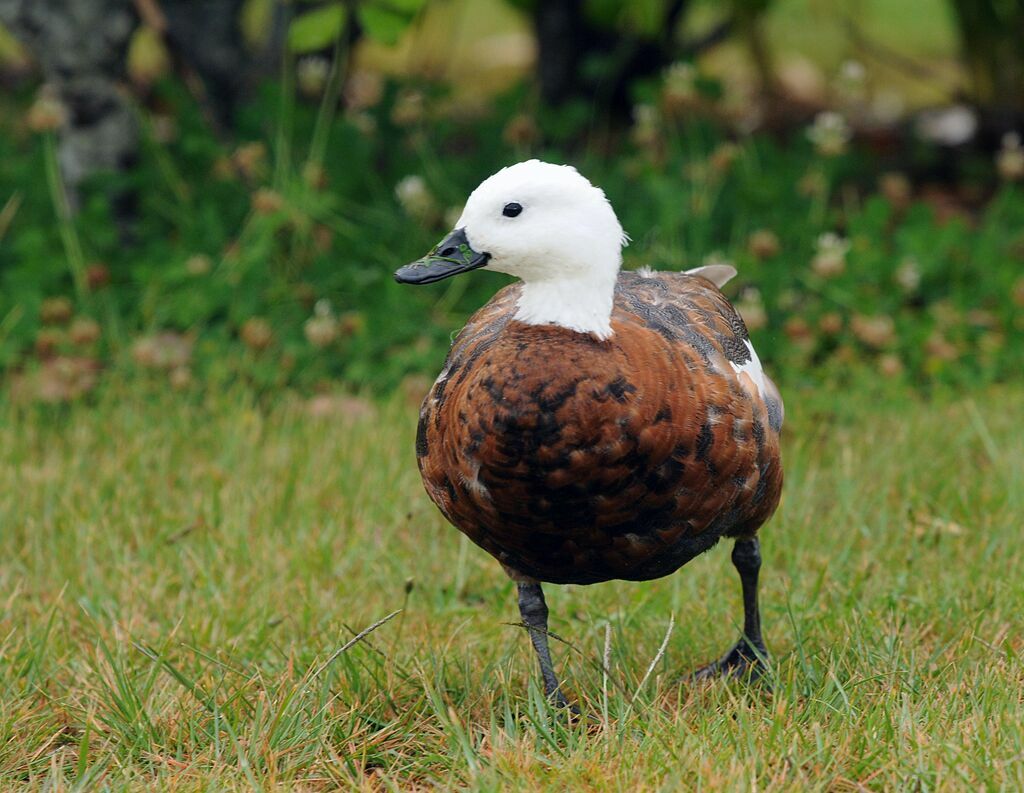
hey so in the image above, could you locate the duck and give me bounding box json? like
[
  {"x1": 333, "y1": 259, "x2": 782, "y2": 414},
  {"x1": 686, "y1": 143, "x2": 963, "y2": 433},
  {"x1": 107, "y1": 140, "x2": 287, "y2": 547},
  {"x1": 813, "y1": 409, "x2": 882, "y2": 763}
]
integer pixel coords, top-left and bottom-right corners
[{"x1": 395, "y1": 160, "x2": 784, "y2": 707}]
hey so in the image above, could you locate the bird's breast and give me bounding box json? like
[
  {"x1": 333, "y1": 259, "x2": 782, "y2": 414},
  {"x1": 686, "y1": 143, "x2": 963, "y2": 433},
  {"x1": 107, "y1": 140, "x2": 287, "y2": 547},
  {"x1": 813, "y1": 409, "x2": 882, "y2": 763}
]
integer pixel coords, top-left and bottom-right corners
[{"x1": 416, "y1": 315, "x2": 781, "y2": 584}]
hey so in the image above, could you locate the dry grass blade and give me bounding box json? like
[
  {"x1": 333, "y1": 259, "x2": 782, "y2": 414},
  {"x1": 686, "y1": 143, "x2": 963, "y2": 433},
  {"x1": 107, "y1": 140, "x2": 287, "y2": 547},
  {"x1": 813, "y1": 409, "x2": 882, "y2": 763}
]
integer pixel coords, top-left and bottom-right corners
[
  {"x1": 508, "y1": 619, "x2": 635, "y2": 701},
  {"x1": 602, "y1": 623, "x2": 612, "y2": 723},
  {"x1": 312, "y1": 609, "x2": 403, "y2": 679},
  {"x1": 632, "y1": 614, "x2": 674, "y2": 703}
]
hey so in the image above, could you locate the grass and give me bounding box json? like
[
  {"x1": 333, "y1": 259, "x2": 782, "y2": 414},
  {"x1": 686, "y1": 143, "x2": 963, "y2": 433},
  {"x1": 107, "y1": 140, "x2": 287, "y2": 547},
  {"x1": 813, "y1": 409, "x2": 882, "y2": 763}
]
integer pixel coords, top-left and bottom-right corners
[{"x1": 1, "y1": 378, "x2": 1022, "y2": 789}]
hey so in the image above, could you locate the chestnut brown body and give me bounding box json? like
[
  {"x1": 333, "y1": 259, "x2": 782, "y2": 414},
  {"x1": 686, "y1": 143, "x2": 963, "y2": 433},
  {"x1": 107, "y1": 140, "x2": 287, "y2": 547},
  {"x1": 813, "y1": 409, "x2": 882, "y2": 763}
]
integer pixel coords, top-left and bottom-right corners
[{"x1": 416, "y1": 270, "x2": 784, "y2": 585}]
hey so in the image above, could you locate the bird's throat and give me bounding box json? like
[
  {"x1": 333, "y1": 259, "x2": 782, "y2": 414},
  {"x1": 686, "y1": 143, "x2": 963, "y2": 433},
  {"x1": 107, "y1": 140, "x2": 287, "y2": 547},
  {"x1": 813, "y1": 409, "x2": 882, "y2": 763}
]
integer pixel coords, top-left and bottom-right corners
[{"x1": 513, "y1": 274, "x2": 617, "y2": 340}]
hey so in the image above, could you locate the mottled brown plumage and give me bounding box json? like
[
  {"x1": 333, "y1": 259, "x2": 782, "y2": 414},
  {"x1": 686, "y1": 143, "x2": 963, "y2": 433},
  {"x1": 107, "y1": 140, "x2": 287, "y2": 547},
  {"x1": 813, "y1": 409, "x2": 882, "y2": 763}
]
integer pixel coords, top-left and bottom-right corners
[
  {"x1": 397, "y1": 160, "x2": 784, "y2": 701},
  {"x1": 416, "y1": 270, "x2": 784, "y2": 586}
]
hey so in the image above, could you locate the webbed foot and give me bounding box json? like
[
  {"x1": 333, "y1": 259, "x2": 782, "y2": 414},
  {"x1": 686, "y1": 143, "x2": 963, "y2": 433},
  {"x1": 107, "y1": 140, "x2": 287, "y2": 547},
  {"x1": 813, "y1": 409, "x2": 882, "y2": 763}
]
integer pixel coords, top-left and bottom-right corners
[{"x1": 691, "y1": 637, "x2": 768, "y2": 682}]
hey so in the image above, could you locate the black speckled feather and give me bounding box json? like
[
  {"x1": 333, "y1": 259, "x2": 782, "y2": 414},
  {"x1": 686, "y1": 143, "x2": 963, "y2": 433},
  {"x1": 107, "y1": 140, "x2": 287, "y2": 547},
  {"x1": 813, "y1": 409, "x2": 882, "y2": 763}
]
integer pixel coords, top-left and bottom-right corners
[{"x1": 417, "y1": 270, "x2": 784, "y2": 585}]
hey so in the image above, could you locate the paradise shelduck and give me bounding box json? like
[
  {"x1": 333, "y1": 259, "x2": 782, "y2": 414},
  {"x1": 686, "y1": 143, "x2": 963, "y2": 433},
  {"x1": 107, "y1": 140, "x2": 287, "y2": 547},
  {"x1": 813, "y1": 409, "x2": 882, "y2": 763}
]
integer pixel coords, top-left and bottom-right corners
[{"x1": 395, "y1": 160, "x2": 784, "y2": 707}]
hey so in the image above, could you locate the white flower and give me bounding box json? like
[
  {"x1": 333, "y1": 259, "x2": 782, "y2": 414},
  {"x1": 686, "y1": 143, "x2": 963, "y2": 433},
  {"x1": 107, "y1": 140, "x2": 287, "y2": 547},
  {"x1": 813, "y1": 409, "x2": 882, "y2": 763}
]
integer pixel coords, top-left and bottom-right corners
[
  {"x1": 915, "y1": 105, "x2": 977, "y2": 146},
  {"x1": 839, "y1": 60, "x2": 865, "y2": 83},
  {"x1": 895, "y1": 257, "x2": 921, "y2": 293},
  {"x1": 835, "y1": 60, "x2": 867, "y2": 103},
  {"x1": 297, "y1": 57, "x2": 330, "y2": 98},
  {"x1": 395, "y1": 175, "x2": 436, "y2": 222},
  {"x1": 736, "y1": 287, "x2": 767, "y2": 331},
  {"x1": 663, "y1": 62, "x2": 698, "y2": 106},
  {"x1": 314, "y1": 298, "x2": 333, "y2": 318},
  {"x1": 303, "y1": 300, "x2": 338, "y2": 348},
  {"x1": 997, "y1": 132, "x2": 1024, "y2": 182},
  {"x1": 812, "y1": 233, "x2": 850, "y2": 278},
  {"x1": 633, "y1": 103, "x2": 658, "y2": 127},
  {"x1": 631, "y1": 103, "x2": 661, "y2": 148},
  {"x1": 807, "y1": 111, "x2": 852, "y2": 156}
]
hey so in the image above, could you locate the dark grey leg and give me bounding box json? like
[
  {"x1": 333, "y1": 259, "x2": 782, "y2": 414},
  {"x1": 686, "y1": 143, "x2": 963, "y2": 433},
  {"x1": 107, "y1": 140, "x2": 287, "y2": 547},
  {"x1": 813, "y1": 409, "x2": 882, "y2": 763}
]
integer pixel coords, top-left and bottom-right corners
[
  {"x1": 693, "y1": 537, "x2": 769, "y2": 680},
  {"x1": 517, "y1": 582, "x2": 572, "y2": 707}
]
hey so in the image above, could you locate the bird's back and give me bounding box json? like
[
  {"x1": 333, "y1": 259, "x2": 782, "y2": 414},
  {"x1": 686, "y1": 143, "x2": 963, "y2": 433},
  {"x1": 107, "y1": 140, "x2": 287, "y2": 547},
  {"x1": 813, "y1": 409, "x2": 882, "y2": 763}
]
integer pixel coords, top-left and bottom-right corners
[{"x1": 416, "y1": 270, "x2": 784, "y2": 585}]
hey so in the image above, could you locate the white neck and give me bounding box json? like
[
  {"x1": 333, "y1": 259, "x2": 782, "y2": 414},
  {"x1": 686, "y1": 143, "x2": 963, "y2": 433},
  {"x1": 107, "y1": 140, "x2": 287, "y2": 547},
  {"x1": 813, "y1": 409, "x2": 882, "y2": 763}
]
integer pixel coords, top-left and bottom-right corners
[{"x1": 514, "y1": 273, "x2": 617, "y2": 340}]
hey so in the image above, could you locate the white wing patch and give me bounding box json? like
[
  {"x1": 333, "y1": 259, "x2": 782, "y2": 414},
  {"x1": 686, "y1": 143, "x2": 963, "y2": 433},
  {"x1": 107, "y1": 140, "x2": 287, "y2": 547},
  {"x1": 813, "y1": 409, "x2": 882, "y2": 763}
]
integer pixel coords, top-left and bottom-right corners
[{"x1": 729, "y1": 338, "x2": 767, "y2": 399}]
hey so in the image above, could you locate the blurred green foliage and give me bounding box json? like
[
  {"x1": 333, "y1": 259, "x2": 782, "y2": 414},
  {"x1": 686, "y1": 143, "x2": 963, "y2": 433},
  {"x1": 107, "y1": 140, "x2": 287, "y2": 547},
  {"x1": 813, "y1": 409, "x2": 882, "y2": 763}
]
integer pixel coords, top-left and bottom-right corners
[
  {"x1": 1, "y1": 68, "x2": 1022, "y2": 401},
  {"x1": 287, "y1": 4, "x2": 349, "y2": 52},
  {"x1": 286, "y1": 0, "x2": 427, "y2": 52},
  {"x1": 2, "y1": 0, "x2": 1024, "y2": 401}
]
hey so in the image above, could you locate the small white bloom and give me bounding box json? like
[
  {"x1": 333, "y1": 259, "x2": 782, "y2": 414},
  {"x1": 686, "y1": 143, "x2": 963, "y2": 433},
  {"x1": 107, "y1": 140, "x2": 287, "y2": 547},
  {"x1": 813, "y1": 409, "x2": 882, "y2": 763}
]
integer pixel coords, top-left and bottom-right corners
[
  {"x1": 314, "y1": 298, "x2": 333, "y2": 318},
  {"x1": 815, "y1": 232, "x2": 850, "y2": 256},
  {"x1": 812, "y1": 233, "x2": 850, "y2": 278},
  {"x1": 895, "y1": 257, "x2": 921, "y2": 293},
  {"x1": 997, "y1": 132, "x2": 1024, "y2": 181},
  {"x1": 839, "y1": 60, "x2": 865, "y2": 83},
  {"x1": 395, "y1": 175, "x2": 436, "y2": 222},
  {"x1": 297, "y1": 57, "x2": 330, "y2": 97},
  {"x1": 807, "y1": 111, "x2": 852, "y2": 156},
  {"x1": 631, "y1": 103, "x2": 661, "y2": 148},
  {"x1": 633, "y1": 103, "x2": 659, "y2": 129},
  {"x1": 915, "y1": 105, "x2": 977, "y2": 146},
  {"x1": 835, "y1": 60, "x2": 867, "y2": 104},
  {"x1": 736, "y1": 287, "x2": 767, "y2": 331},
  {"x1": 663, "y1": 62, "x2": 698, "y2": 104}
]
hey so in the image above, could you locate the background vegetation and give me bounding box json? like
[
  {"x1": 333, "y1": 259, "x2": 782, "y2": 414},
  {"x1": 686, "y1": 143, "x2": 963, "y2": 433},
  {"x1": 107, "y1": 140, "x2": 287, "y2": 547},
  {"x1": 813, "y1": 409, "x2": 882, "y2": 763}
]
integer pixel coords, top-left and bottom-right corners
[
  {"x1": 0, "y1": 0, "x2": 1022, "y2": 788},
  {"x1": 1, "y1": 0, "x2": 1022, "y2": 398}
]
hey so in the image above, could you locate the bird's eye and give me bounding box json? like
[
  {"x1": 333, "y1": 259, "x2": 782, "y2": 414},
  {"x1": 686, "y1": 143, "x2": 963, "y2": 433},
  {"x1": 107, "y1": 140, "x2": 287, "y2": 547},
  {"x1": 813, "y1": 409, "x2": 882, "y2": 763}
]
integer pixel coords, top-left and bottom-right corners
[{"x1": 502, "y1": 202, "x2": 523, "y2": 218}]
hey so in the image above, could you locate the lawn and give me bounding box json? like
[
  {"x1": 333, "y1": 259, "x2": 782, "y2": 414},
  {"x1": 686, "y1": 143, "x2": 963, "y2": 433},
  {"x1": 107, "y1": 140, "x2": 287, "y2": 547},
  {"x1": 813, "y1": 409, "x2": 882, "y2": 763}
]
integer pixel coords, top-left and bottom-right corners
[{"x1": 1, "y1": 379, "x2": 1021, "y2": 789}]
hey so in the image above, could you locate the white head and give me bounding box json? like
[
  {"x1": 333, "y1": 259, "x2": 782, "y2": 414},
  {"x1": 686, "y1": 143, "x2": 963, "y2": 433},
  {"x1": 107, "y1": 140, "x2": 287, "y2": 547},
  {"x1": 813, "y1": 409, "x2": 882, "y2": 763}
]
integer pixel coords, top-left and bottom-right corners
[{"x1": 395, "y1": 160, "x2": 628, "y2": 340}]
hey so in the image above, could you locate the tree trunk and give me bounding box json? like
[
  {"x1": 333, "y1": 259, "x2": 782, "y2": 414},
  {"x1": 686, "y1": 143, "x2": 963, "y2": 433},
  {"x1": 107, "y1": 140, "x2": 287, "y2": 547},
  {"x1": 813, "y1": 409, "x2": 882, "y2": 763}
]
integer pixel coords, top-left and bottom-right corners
[
  {"x1": 531, "y1": 0, "x2": 695, "y2": 119},
  {"x1": 0, "y1": 0, "x2": 138, "y2": 208},
  {"x1": 949, "y1": 0, "x2": 1024, "y2": 132},
  {"x1": 0, "y1": 0, "x2": 283, "y2": 215},
  {"x1": 162, "y1": 0, "x2": 283, "y2": 128},
  {"x1": 533, "y1": 0, "x2": 585, "y2": 106}
]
